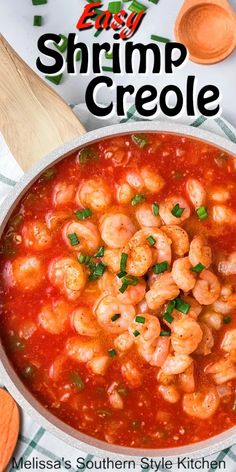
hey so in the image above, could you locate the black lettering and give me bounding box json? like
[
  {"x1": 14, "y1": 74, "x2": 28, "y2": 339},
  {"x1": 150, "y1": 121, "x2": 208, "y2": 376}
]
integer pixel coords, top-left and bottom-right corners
[
  {"x1": 126, "y1": 42, "x2": 161, "y2": 73},
  {"x1": 165, "y1": 42, "x2": 187, "y2": 73},
  {"x1": 36, "y1": 33, "x2": 64, "y2": 74},
  {"x1": 117, "y1": 85, "x2": 134, "y2": 115},
  {"x1": 198, "y1": 85, "x2": 220, "y2": 117},
  {"x1": 135, "y1": 85, "x2": 157, "y2": 116},
  {"x1": 160, "y1": 85, "x2": 183, "y2": 116},
  {"x1": 86, "y1": 76, "x2": 113, "y2": 117},
  {"x1": 67, "y1": 33, "x2": 88, "y2": 73}
]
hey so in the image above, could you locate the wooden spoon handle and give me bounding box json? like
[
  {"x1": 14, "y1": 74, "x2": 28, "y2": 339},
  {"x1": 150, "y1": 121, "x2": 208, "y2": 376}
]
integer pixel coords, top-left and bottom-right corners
[
  {"x1": 0, "y1": 389, "x2": 20, "y2": 472},
  {"x1": 0, "y1": 35, "x2": 86, "y2": 172}
]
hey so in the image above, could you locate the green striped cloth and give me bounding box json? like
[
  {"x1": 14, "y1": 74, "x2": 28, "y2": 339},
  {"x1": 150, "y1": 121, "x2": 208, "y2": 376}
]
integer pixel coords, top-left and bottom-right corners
[{"x1": 1, "y1": 107, "x2": 236, "y2": 471}]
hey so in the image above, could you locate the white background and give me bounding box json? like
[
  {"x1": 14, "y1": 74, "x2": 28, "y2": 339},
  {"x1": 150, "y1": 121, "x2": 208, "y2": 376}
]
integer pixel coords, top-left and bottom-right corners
[{"x1": 0, "y1": 0, "x2": 236, "y2": 126}]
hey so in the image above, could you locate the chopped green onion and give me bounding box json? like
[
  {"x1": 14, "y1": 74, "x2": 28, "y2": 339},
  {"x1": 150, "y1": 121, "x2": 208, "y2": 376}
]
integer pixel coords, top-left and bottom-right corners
[
  {"x1": 131, "y1": 134, "x2": 148, "y2": 148},
  {"x1": 165, "y1": 300, "x2": 176, "y2": 315},
  {"x1": 10, "y1": 336, "x2": 25, "y2": 352},
  {"x1": 135, "y1": 316, "x2": 145, "y2": 324},
  {"x1": 119, "y1": 276, "x2": 139, "y2": 293},
  {"x1": 108, "y1": 1, "x2": 122, "y2": 13},
  {"x1": 54, "y1": 34, "x2": 68, "y2": 53},
  {"x1": 108, "y1": 348, "x2": 117, "y2": 357},
  {"x1": 32, "y1": 0, "x2": 47, "y2": 4},
  {"x1": 146, "y1": 235, "x2": 156, "y2": 246},
  {"x1": 10, "y1": 214, "x2": 24, "y2": 229},
  {"x1": 117, "y1": 387, "x2": 128, "y2": 396},
  {"x1": 133, "y1": 330, "x2": 140, "y2": 337},
  {"x1": 70, "y1": 373, "x2": 85, "y2": 391},
  {"x1": 45, "y1": 73, "x2": 63, "y2": 85},
  {"x1": 191, "y1": 263, "x2": 205, "y2": 273},
  {"x1": 78, "y1": 147, "x2": 98, "y2": 164},
  {"x1": 75, "y1": 208, "x2": 92, "y2": 220},
  {"x1": 97, "y1": 408, "x2": 112, "y2": 417},
  {"x1": 68, "y1": 233, "x2": 80, "y2": 246},
  {"x1": 95, "y1": 246, "x2": 105, "y2": 257},
  {"x1": 163, "y1": 312, "x2": 174, "y2": 324},
  {"x1": 151, "y1": 34, "x2": 170, "y2": 43},
  {"x1": 149, "y1": 0, "x2": 159, "y2": 3},
  {"x1": 131, "y1": 194, "x2": 145, "y2": 206},
  {"x1": 33, "y1": 15, "x2": 43, "y2": 26},
  {"x1": 89, "y1": 262, "x2": 106, "y2": 281},
  {"x1": 78, "y1": 254, "x2": 91, "y2": 265},
  {"x1": 105, "y1": 52, "x2": 113, "y2": 59},
  {"x1": 152, "y1": 202, "x2": 159, "y2": 216},
  {"x1": 102, "y1": 66, "x2": 113, "y2": 73},
  {"x1": 160, "y1": 330, "x2": 171, "y2": 336},
  {"x1": 120, "y1": 252, "x2": 128, "y2": 272},
  {"x1": 40, "y1": 167, "x2": 57, "y2": 181},
  {"x1": 153, "y1": 261, "x2": 169, "y2": 274},
  {"x1": 171, "y1": 203, "x2": 185, "y2": 218},
  {"x1": 22, "y1": 365, "x2": 35, "y2": 378},
  {"x1": 196, "y1": 206, "x2": 208, "y2": 220},
  {"x1": 111, "y1": 313, "x2": 121, "y2": 322},
  {"x1": 223, "y1": 316, "x2": 232, "y2": 324},
  {"x1": 117, "y1": 270, "x2": 127, "y2": 278},
  {"x1": 128, "y1": 0, "x2": 147, "y2": 12},
  {"x1": 175, "y1": 297, "x2": 190, "y2": 314},
  {"x1": 94, "y1": 29, "x2": 103, "y2": 37}
]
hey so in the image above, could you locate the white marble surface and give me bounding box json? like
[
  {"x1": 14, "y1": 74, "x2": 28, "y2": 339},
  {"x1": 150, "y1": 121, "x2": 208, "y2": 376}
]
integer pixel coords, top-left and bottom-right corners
[{"x1": 0, "y1": 0, "x2": 236, "y2": 126}]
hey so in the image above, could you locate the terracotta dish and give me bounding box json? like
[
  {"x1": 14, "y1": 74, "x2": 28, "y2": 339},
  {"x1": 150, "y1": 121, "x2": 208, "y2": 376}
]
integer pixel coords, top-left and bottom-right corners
[{"x1": 0, "y1": 389, "x2": 19, "y2": 472}]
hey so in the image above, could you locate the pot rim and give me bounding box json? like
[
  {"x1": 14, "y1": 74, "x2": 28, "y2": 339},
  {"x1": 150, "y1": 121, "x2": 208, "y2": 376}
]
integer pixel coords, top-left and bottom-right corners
[{"x1": 1, "y1": 120, "x2": 236, "y2": 461}]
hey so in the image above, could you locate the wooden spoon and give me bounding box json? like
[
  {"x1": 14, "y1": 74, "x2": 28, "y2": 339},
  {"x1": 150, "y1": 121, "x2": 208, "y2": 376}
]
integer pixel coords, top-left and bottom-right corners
[
  {"x1": 0, "y1": 388, "x2": 20, "y2": 472},
  {"x1": 175, "y1": 0, "x2": 236, "y2": 64},
  {"x1": 0, "y1": 35, "x2": 86, "y2": 172}
]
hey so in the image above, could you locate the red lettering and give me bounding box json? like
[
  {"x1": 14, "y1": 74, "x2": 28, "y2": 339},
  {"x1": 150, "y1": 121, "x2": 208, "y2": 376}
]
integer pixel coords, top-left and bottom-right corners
[{"x1": 76, "y1": 2, "x2": 102, "y2": 30}]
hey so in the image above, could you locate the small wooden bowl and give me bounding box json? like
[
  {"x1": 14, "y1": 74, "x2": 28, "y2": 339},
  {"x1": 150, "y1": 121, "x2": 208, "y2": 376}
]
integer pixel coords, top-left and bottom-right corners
[{"x1": 175, "y1": 0, "x2": 236, "y2": 64}]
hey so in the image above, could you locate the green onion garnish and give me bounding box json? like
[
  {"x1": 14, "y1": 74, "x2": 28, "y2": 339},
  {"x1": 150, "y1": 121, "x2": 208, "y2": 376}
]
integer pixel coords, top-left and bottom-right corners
[
  {"x1": 171, "y1": 203, "x2": 185, "y2": 218},
  {"x1": 163, "y1": 313, "x2": 174, "y2": 324},
  {"x1": 70, "y1": 373, "x2": 85, "y2": 391},
  {"x1": 165, "y1": 300, "x2": 176, "y2": 315},
  {"x1": 135, "y1": 316, "x2": 145, "y2": 324},
  {"x1": 75, "y1": 208, "x2": 92, "y2": 220},
  {"x1": 152, "y1": 202, "x2": 159, "y2": 216},
  {"x1": 153, "y1": 261, "x2": 169, "y2": 274},
  {"x1": 95, "y1": 246, "x2": 105, "y2": 257},
  {"x1": 133, "y1": 330, "x2": 140, "y2": 337},
  {"x1": 33, "y1": 15, "x2": 43, "y2": 26},
  {"x1": 45, "y1": 73, "x2": 63, "y2": 85},
  {"x1": 120, "y1": 253, "x2": 128, "y2": 272},
  {"x1": 128, "y1": 0, "x2": 147, "y2": 12},
  {"x1": 40, "y1": 167, "x2": 57, "y2": 181},
  {"x1": 78, "y1": 254, "x2": 91, "y2": 265},
  {"x1": 191, "y1": 263, "x2": 205, "y2": 273},
  {"x1": 108, "y1": 1, "x2": 122, "y2": 13},
  {"x1": 54, "y1": 34, "x2": 68, "y2": 53},
  {"x1": 175, "y1": 297, "x2": 190, "y2": 314},
  {"x1": 146, "y1": 236, "x2": 156, "y2": 246},
  {"x1": 22, "y1": 365, "x2": 35, "y2": 378},
  {"x1": 117, "y1": 271, "x2": 127, "y2": 279},
  {"x1": 78, "y1": 147, "x2": 98, "y2": 164},
  {"x1": 151, "y1": 34, "x2": 170, "y2": 43},
  {"x1": 102, "y1": 66, "x2": 113, "y2": 73},
  {"x1": 131, "y1": 194, "x2": 145, "y2": 206},
  {"x1": 160, "y1": 330, "x2": 171, "y2": 336},
  {"x1": 89, "y1": 262, "x2": 106, "y2": 281},
  {"x1": 196, "y1": 206, "x2": 208, "y2": 220},
  {"x1": 119, "y1": 276, "x2": 139, "y2": 293},
  {"x1": 108, "y1": 348, "x2": 117, "y2": 357},
  {"x1": 111, "y1": 314, "x2": 121, "y2": 322},
  {"x1": 68, "y1": 233, "x2": 80, "y2": 246},
  {"x1": 32, "y1": 0, "x2": 47, "y2": 4},
  {"x1": 105, "y1": 52, "x2": 113, "y2": 59},
  {"x1": 223, "y1": 316, "x2": 232, "y2": 324},
  {"x1": 131, "y1": 134, "x2": 148, "y2": 148}
]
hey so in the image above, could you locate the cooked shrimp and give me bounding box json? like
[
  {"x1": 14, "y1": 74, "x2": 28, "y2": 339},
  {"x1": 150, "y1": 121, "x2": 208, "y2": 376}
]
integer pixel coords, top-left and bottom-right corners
[
  {"x1": 77, "y1": 178, "x2": 112, "y2": 212},
  {"x1": 218, "y1": 252, "x2": 236, "y2": 276},
  {"x1": 172, "y1": 257, "x2": 196, "y2": 292},
  {"x1": 125, "y1": 244, "x2": 153, "y2": 277},
  {"x1": 192, "y1": 270, "x2": 221, "y2": 305},
  {"x1": 4, "y1": 256, "x2": 44, "y2": 291},
  {"x1": 159, "y1": 196, "x2": 191, "y2": 225},
  {"x1": 121, "y1": 360, "x2": 142, "y2": 388},
  {"x1": 221, "y1": 329, "x2": 236, "y2": 352},
  {"x1": 45, "y1": 210, "x2": 71, "y2": 230},
  {"x1": 209, "y1": 186, "x2": 230, "y2": 202},
  {"x1": 171, "y1": 318, "x2": 203, "y2": 355},
  {"x1": 182, "y1": 387, "x2": 220, "y2": 419},
  {"x1": 22, "y1": 221, "x2": 52, "y2": 251},
  {"x1": 53, "y1": 182, "x2": 76, "y2": 207},
  {"x1": 189, "y1": 236, "x2": 212, "y2": 268},
  {"x1": 135, "y1": 203, "x2": 161, "y2": 228},
  {"x1": 161, "y1": 225, "x2": 189, "y2": 257},
  {"x1": 213, "y1": 288, "x2": 236, "y2": 314},
  {"x1": 71, "y1": 307, "x2": 101, "y2": 337},
  {"x1": 116, "y1": 183, "x2": 134, "y2": 205},
  {"x1": 158, "y1": 385, "x2": 180, "y2": 404},
  {"x1": 103, "y1": 137, "x2": 131, "y2": 166},
  {"x1": 178, "y1": 364, "x2": 195, "y2": 393},
  {"x1": 102, "y1": 248, "x2": 121, "y2": 273},
  {"x1": 87, "y1": 355, "x2": 110, "y2": 375},
  {"x1": 94, "y1": 295, "x2": 135, "y2": 333},
  {"x1": 126, "y1": 170, "x2": 145, "y2": 192},
  {"x1": 128, "y1": 228, "x2": 172, "y2": 267},
  {"x1": 146, "y1": 273, "x2": 180, "y2": 310},
  {"x1": 205, "y1": 358, "x2": 236, "y2": 384},
  {"x1": 63, "y1": 220, "x2": 100, "y2": 254},
  {"x1": 138, "y1": 336, "x2": 170, "y2": 367},
  {"x1": 212, "y1": 205, "x2": 236, "y2": 224},
  {"x1": 66, "y1": 336, "x2": 102, "y2": 363},
  {"x1": 108, "y1": 382, "x2": 124, "y2": 409},
  {"x1": 129, "y1": 313, "x2": 160, "y2": 347},
  {"x1": 140, "y1": 166, "x2": 165, "y2": 193},
  {"x1": 200, "y1": 310, "x2": 223, "y2": 331},
  {"x1": 157, "y1": 370, "x2": 175, "y2": 386},
  {"x1": 114, "y1": 332, "x2": 134, "y2": 353},
  {"x1": 186, "y1": 178, "x2": 206, "y2": 208},
  {"x1": 99, "y1": 272, "x2": 146, "y2": 305},
  {"x1": 194, "y1": 322, "x2": 214, "y2": 355},
  {"x1": 161, "y1": 353, "x2": 193, "y2": 375},
  {"x1": 100, "y1": 213, "x2": 136, "y2": 248},
  {"x1": 48, "y1": 257, "x2": 86, "y2": 301},
  {"x1": 39, "y1": 299, "x2": 70, "y2": 334}
]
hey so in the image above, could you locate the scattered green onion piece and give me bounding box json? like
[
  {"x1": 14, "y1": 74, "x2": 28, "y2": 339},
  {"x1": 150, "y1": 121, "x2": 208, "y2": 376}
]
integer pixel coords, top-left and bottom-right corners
[
  {"x1": 171, "y1": 203, "x2": 185, "y2": 218},
  {"x1": 10, "y1": 336, "x2": 25, "y2": 352},
  {"x1": 191, "y1": 263, "x2": 205, "y2": 273},
  {"x1": 151, "y1": 34, "x2": 170, "y2": 43},
  {"x1": 89, "y1": 262, "x2": 106, "y2": 281},
  {"x1": 78, "y1": 147, "x2": 98, "y2": 164},
  {"x1": 75, "y1": 208, "x2": 92, "y2": 220},
  {"x1": 10, "y1": 214, "x2": 24, "y2": 229},
  {"x1": 22, "y1": 365, "x2": 35, "y2": 378},
  {"x1": 105, "y1": 52, "x2": 113, "y2": 59},
  {"x1": 108, "y1": 1, "x2": 122, "y2": 13},
  {"x1": 68, "y1": 233, "x2": 80, "y2": 246},
  {"x1": 33, "y1": 15, "x2": 43, "y2": 26},
  {"x1": 97, "y1": 408, "x2": 112, "y2": 417},
  {"x1": 119, "y1": 276, "x2": 139, "y2": 293},
  {"x1": 45, "y1": 73, "x2": 63, "y2": 85},
  {"x1": 133, "y1": 330, "x2": 140, "y2": 337},
  {"x1": 163, "y1": 312, "x2": 174, "y2": 324},
  {"x1": 128, "y1": 0, "x2": 147, "y2": 12},
  {"x1": 153, "y1": 261, "x2": 168, "y2": 274},
  {"x1": 160, "y1": 330, "x2": 171, "y2": 337},
  {"x1": 149, "y1": 0, "x2": 159, "y2": 3},
  {"x1": 131, "y1": 194, "x2": 145, "y2": 206},
  {"x1": 32, "y1": 0, "x2": 47, "y2": 4},
  {"x1": 117, "y1": 270, "x2": 127, "y2": 278},
  {"x1": 196, "y1": 206, "x2": 208, "y2": 220},
  {"x1": 131, "y1": 134, "x2": 148, "y2": 148},
  {"x1": 165, "y1": 300, "x2": 176, "y2": 316},
  {"x1": 54, "y1": 34, "x2": 68, "y2": 53},
  {"x1": 95, "y1": 246, "x2": 105, "y2": 257},
  {"x1": 120, "y1": 252, "x2": 128, "y2": 272},
  {"x1": 70, "y1": 373, "x2": 85, "y2": 391},
  {"x1": 94, "y1": 29, "x2": 103, "y2": 37},
  {"x1": 111, "y1": 313, "x2": 121, "y2": 322},
  {"x1": 117, "y1": 387, "x2": 128, "y2": 396},
  {"x1": 78, "y1": 254, "x2": 91, "y2": 265},
  {"x1": 108, "y1": 348, "x2": 117, "y2": 357},
  {"x1": 223, "y1": 316, "x2": 232, "y2": 324},
  {"x1": 102, "y1": 66, "x2": 113, "y2": 72},
  {"x1": 175, "y1": 297, "x2": 190, "y2": 314},
  {"x1": 146, "y1": 235, "x2": 156, "y2": 246},
  {"x1": 41, "y1": 167, "x2": 57, "y2": 181},
  {"x1": 135, "y1": 316, "x2": 145, "y2": 324},
  {"x1": 152, "y1": 202, "x2": 159, "y2": 216}
]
